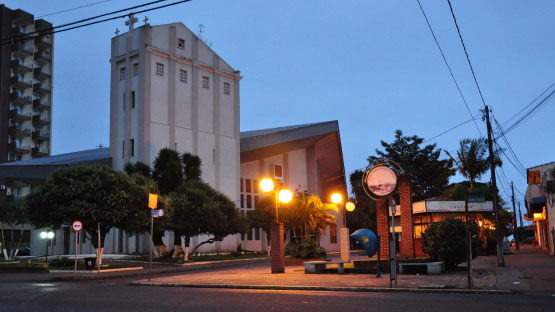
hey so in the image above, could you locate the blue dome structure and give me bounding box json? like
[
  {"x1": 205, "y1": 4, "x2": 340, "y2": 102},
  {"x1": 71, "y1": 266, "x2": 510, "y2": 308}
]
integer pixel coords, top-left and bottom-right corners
[{"x1": 350, "y1": 229, "x2": 378, "y2": 257}]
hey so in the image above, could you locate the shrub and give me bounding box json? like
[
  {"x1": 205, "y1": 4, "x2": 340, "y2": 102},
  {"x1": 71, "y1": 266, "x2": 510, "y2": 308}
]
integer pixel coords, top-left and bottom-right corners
[
  {"x1": 421, "y1": 217, "x2": 482, "y2": 269},
  {"x1": 479, "y1": 227, "x2": 497, "y2": 255},
  {"x1": 285, "y1": 239, "x2": 326, "y2": 259},
  {"x1": 49, "y1": 256, "x2": 75, "y2": 267}
]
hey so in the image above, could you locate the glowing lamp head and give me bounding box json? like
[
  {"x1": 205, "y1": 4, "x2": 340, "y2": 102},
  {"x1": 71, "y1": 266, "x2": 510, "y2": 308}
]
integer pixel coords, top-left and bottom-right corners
[
  {"x1": 47, "y1": 232, "x2": 54, "y2": 239},
  {"x1": 260, "y1": 179, "x2": 274, "y2": 192},
  {"x1": 278, "y1": 189, "x2": 293, "y2": 203},
  {"x1": 40, "y1": 232, "x2": 47, "y2": 239},
  {"x1": 346, "y1": 201, "x2": 356, "y2": 212},
  {"x1": 331, "y1": 193, "x2": 342, "y2": 204}
]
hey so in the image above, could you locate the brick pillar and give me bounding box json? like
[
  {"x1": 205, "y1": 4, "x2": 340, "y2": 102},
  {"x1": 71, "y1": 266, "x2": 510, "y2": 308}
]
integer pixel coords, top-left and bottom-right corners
[
  {"x1": 270, "y1": 223, "x2": 284, "y2": 273},
  {"x1": 399, "y1": 174, "x2": 415, "y2": 258},
  {"x1": 376, "y1": 198, "x2": 390, "y2": 259}
]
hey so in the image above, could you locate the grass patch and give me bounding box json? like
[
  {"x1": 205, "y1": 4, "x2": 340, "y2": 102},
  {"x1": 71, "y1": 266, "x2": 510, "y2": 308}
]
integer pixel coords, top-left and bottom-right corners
[{"x1": 125, "y1": 252, "x2": 268, "y2": 264}]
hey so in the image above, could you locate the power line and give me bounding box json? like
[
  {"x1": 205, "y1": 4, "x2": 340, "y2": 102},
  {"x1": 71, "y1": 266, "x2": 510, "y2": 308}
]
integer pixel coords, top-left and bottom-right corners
[
  {"x1": 423, "y1": 116, "x2": 479, "y2": 144},
  {"x1": 446, "y1": 0, "x2": 488, "y2": 109},
  {"x1": 501, "y1": 81, "x2": 555, "y2": 128},
  {"x1": 416, "y1": 0, "x2": 482, "y2": 136},
  {"x1": 1, "y1": 0, "x2": 168, "y2": 45},
  {"x1": 4, "y1": 0, "x2": 192, "y2": 47},
  {"x1": 493, "y1": 116, "x2": 526, "y2": 173},
  {"x1": 503, "y1": 86, "x2": 555, "y2": 135},
  {"x1": 37, "y1": 0, "x2": 113, "y2": 18}
]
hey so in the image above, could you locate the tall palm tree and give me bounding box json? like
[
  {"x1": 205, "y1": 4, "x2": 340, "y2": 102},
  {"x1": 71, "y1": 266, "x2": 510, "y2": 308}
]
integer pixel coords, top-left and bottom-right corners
[
  {"x1": 282, "y1": 192, "x2": 337, "y2": 241},
  {"x1": 446, "y1": 138, "x2": 502, "y2": 192}
]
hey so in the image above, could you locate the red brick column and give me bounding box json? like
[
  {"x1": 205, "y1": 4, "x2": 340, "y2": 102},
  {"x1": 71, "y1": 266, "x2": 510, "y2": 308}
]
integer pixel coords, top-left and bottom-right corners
[
  {"x1": 399, "y1": 174, "x2": 415, "y2": 258},
  {"x1": 376, "y1": 198, "x2": 390, "y2": 259},
  {"x1": 270, "y1": 223, "x2": 284, "y2": 273}
]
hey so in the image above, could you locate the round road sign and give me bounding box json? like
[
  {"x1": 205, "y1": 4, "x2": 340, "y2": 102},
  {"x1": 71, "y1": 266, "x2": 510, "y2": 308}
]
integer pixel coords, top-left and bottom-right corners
[{"x1": 72, "y1": 220, "x2": 83, "y2": 232}]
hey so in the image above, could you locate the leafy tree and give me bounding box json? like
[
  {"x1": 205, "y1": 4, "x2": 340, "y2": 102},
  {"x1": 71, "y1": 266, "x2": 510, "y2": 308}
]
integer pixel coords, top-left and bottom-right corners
[
  {"x1": 151, "y1": 149, "x2": 183, "y2": 254},
  {"x1": 446, "y1": 138, "x2": 502, "y2": 191},
  {"x1": 421, "y1": 217, "x2": 481, "y2": 269},
  {"x1": 369, "y1": 130, "x2": 455, "y2": 201},
  {"x1": 247, "y1": 195, "x2": 275, "y2": 247},
  {"x1": 124, "y1": 161, "x2": 152, "y2": 177},
  {"x1": 167, "y1": 152, "x2": 247, "y2": 260},
  {"x1": 169, "y1": 180, "x2": 247, "y2": 259},
  {"x1": 281, "y1": 192, "x2": 337, "y2": 241},
  {"x1": 0, "y1": 197, "x2": 27, "y2": 261},
  {"x1": 25, "y1": 165, "x2": 136, "y2": 264},
  {"x1": 347, "y1": 170, "x2": 376, "y2": 234}
]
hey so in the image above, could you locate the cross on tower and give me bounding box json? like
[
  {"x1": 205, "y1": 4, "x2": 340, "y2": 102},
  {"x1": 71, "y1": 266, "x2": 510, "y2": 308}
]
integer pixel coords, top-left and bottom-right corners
[
  {"x1": 114, "y1": 28, "x2": 119, "y2": 36},
  {"x1": 125, "y1": 13, "x2": 138, "y2": 32},
  {"x1": 143, "y1": 16, "x2": 149, "y2": 25}
]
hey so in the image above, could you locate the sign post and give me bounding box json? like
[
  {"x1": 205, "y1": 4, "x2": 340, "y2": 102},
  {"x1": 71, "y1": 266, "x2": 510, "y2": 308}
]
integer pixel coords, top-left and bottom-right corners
[
  {"x1": 390, "y1": 199, "x2": 397, "y2": 288},
  {"x1": 465, "y1": 195, "x2": 484, "y2": 288},
  {"x1": 72, "y1": 220, "x2": 83, "y2": 279},
  {"x1": 148, "y1": 193, "x2": 158, "y2": 282}
]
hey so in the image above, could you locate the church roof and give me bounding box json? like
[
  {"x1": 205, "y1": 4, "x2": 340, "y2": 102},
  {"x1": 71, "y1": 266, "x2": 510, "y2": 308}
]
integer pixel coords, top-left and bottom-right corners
[{"x1": 240, "y1": 121, "x2": 339, "y2": 152}]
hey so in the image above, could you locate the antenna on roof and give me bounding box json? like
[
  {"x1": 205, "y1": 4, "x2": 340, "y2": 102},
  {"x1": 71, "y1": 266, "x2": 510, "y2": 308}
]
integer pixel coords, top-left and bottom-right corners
[
  {"x1": 196, "y1": 24, "x2": 213, "y2": 47},
  {"x1": 97, "y1": 144, "x2": 104, "y2": 149}
]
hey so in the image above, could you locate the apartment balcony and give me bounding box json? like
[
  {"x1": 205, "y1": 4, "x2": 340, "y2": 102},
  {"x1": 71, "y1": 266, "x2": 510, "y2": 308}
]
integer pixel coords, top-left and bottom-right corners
[
  {"x1": 9, "y1": 93, "x2": 32, "y2": 106},
  {"x1": 32, "y1": 114, "x2": 50, "y2": 126},
  {"x1": 33, "y1": 99, "x2": 50, "y2": 111},
  {"x1": 10, "y1": 76, "x2": 32, "y2": 90},
  {"x1": 33, "y1": 67, "x2": 51, "y2": 80},
  {"x1": 33, "y1": 83, "x2": 50, "y2": 95},
  {"x1": 32, "y1": 130, "x2": 50, "y2": 141},
  {"x1": 9, "y1": 109, "x2": 32, "y2": 122},
  {"x1": 34, "y1": 36, "x2": 52, "y2": 49},
  {"x1": 11, "y1": 27, "x2": 24, "y2": 38},
  {"x1": 34, "y1": 51, "x2": 51, "y2": 64},
  {"x1": 31, "y1": 147, "x2": 49, "y2": 157},
  {"x1": 11, "y1": 43, "x2": 33, "y2": 57},
  {"x1": 11, "y1": 60, "x2": 32, "y2": 73},
  {"x1": 7, "y1": 143, "x2": 30, "y2": 155},
  {"x1": 13, "y1": 9, "x2": 34, "y2": 26},
  {"x1": 8, "y1": 126, "x2": 31, "y2": 138},
  {"x1": 34, "y1": 19, "x2": 52, "y2": 31}
]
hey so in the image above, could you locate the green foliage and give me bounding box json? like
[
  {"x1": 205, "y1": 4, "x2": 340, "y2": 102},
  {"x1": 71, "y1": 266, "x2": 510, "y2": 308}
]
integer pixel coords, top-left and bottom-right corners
[
  {"x1": 281, "y1": 192, "x2": 337, "y2": 241},
  {"x1": 25, "y1": 165, "x2": 135, "y2": 249},
  {"x1": 421, "y1": 217, "x2": 481, "y2": 269},
  {"x1": 124, "y1": 161, "x2": 152, "y2": 177},
  {"x1": 49, "y1": 256, "x2": 75, "y2": 267},
  {"x1": 169, "y1": 180, "x2": 248, "y2": 248},
  {"x1": 446, "y1": 138, "x2": 502, "y2": 191},
  {"x1": 285, "y1": 239, "x2": 327, "y2": 259},
  {"x1": 369, "y1": 130, "x2": 455, "y2": 201},
  {"x1": 347, "y1": 170, "x2": 376, "y2": 233},
  {"x1": 152, "y1": 148, "x2": 183, "y2": 195},
  {"x1": 182, "y1": 152, "x2": 202, "y2": 181},
  {"x1": 0, "y1": 197, "x2": 27, "y2": 261},
  {"x1": 479, "y1": 227, "x2": 497, "y2": 254},
  {"x1": 247, "y1": 195, "x2": 275, "y2": 244}
]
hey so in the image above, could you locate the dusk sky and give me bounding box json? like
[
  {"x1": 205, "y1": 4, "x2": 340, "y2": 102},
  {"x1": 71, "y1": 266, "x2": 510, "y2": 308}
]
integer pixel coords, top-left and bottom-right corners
[{"x1": 9, "y1": 0, "x2": 555, "y2": 216}]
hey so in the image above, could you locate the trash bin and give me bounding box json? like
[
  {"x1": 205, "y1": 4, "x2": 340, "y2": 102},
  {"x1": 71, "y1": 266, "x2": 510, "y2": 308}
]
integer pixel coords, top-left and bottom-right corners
[{"x1": 84, "y1": 257, "x2": 96, "y2": 270}]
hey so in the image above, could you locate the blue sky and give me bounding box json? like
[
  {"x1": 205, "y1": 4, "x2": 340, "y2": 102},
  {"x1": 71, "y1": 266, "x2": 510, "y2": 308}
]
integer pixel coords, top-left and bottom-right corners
[{"x1": 9, "y1": 1, "x2": 555, "y2": 216}]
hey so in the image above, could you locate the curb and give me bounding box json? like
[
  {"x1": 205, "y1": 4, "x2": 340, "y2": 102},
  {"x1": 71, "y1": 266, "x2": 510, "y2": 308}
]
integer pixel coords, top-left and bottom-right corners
[
  {"x1": 50, "y1": 257, "x2": 270, "y2": 281},
  {"x1": 128, "y1": 281, "x2": 517, "y2": 295}
]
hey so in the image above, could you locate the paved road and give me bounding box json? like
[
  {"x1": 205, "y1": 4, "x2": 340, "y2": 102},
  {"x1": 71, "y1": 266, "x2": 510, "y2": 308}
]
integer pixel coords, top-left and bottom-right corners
[{"x1": 1, "y1": 275, "x2": 554, "y2": 312}]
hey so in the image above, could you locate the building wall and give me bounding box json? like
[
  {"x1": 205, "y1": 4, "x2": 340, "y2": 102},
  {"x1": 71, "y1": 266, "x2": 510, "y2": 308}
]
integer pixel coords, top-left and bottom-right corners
[{"x1": 109, "y1": 22, "x2": 241, "y2": 254}]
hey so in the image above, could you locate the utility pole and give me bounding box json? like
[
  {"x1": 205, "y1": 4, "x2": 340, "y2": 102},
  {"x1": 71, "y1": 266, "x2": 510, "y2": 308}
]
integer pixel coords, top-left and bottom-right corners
[
  {"x1": 511, "y1": 182, "x2": 519, "y2": 251},
  {"x1": 484, "y1": 106, "x2": 505, "y2": 267}
]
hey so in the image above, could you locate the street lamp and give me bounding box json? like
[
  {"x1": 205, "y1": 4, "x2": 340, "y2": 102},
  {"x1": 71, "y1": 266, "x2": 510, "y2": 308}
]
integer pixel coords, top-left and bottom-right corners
[
  {"x1": 40, "y1": 230, "x2": 54, "y2": 264},
  {"x1": 260, "y1": 178, "x2": 292, "y2": 273},
  {"x1": 331, "y1": 192, "x2": 355, "y2": 262}
]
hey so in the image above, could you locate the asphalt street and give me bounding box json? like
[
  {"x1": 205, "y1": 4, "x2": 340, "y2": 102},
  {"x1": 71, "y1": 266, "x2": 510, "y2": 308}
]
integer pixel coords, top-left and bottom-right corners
[{"x1": 1, "y1": 274, "x2": 554, "y2": 312}]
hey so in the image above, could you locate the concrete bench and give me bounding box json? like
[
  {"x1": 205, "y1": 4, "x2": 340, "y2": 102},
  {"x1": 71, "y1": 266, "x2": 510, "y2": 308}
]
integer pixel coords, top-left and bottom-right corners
[
  {"x1": 398, "y1": 262, "x2": 445, "y2": 275},
  {"x1": 304, "y1": 261, "x2": 349, "y2": 274}
]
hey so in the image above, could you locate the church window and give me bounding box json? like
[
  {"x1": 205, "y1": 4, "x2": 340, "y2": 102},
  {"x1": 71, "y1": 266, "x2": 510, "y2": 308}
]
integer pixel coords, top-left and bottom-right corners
[
  {"x1": 156, "y1": 63, "x2": 164, "y2": 76},
  {"x1": 223, "y1": 82, "x2": 230, "y2": 95},
  {"x1": 130, "y1": 139, "x2": 135, "y2": 157},
  {"x1": 202, "y1": 76, "x2": 209, "y2": 89},
  {"x1": 178, "y1": 38, "x2": 185, "y2": 49},
  {"x1": 119, "y1": 67, "x2": 126, "y2": 80},
  {"x1": 131, "y1": 91, "x2": 136, "y2": 109},
  {"x1": 132, "y1": 63, "x2": 139, "y2": 76},
  {"x1": 180, "y1": 69, "x2": 187, "y2": 83}
]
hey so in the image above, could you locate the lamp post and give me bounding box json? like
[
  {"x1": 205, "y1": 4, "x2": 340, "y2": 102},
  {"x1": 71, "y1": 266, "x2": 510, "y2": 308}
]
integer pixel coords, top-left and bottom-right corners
[
  {"x1": 260, "y1": 178, "x2": 292, "y2": 273},
  {"x1": 40, "y1": 231, "x2": 54, "y2": 264},
  {"x1": 331, "y1": 193, "x2": 355, "y2": 263}
]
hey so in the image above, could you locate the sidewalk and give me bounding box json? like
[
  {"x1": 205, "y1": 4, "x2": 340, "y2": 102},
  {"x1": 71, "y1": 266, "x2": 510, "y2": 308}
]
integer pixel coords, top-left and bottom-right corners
[{"x1": 130, "y1": 245, "x2": 555, "y2": 296}]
